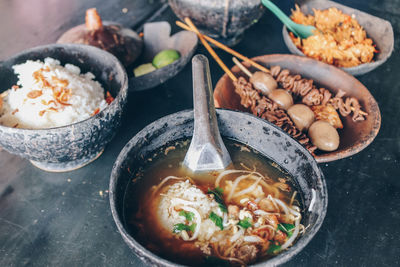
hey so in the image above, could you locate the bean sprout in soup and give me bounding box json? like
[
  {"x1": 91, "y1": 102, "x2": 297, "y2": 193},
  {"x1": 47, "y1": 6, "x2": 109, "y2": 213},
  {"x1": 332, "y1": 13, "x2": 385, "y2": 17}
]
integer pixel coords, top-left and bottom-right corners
[{"x1": 124, "y1": 139, "x2": 304, "y2": 266}]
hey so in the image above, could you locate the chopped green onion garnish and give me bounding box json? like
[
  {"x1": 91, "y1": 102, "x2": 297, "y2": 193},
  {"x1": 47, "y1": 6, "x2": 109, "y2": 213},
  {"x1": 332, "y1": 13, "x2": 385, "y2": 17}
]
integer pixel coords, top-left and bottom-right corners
[
  {"x1": 277, "y1": 223, "x2": 295, "y2": 237},
  {"x1": 173, "y1": 223, "x2": 196, "y2": 233},
  {"x1": 267, "y1": 242, "x2": 281, "y2": 254},
  {"x1": 207, "y1": 187, "x2": 227, "y2": 213},
  {"x1": 209, "y1": 211, "x2": 224, "y2": 230},
  {"x1": 179, "y1": 210, "x2": 195, "y2": 222},
  {"x1": 238, "y1": 217, "x2": 252, "y2": 229}
]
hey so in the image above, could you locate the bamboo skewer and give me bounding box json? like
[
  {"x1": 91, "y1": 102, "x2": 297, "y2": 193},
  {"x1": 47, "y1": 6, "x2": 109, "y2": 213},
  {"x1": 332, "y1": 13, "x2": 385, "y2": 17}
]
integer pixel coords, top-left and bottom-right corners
[
  {"x1": 183, "y1": 18, "x2": 237, "y2": 82},
  {"x1": 232, "y1": 56, "x2": 368, "y2": 116},
  {"x1": 232, "y1": 57, "x2": 253, "y2": 77},
  {"x1": 232, "y1": 58, "x2": 368, "y2": 116},
  {"x1": 176, "y1": 20, "x2": 270, "y2": 74}
]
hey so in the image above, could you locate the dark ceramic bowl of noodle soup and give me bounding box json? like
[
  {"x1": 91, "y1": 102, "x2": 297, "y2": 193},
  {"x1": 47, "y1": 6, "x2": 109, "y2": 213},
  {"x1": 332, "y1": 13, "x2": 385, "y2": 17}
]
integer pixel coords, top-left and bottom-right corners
[{"x1": 109, "y1": 109, "x2": 327, "y2": 266}]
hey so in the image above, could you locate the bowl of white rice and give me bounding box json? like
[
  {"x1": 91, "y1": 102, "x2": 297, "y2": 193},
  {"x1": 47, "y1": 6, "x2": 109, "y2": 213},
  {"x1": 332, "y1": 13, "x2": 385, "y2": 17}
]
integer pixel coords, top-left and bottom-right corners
[{"x1": 0, "y1": 44, "x2": 128, "y2": 172}]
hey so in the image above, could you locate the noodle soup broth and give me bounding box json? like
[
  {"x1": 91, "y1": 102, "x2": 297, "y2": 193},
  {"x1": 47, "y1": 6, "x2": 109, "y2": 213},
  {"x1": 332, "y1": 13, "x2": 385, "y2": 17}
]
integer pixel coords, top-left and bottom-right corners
[{"x1": 123, "y1": 138, "x2": 304, "y2": 266}]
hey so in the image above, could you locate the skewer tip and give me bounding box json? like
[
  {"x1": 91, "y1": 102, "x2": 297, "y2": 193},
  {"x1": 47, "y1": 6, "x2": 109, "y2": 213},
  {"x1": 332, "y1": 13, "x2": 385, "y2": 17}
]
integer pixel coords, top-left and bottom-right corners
[{"x1": 232, "y1": 57, "x2": 253, "y2": 78}]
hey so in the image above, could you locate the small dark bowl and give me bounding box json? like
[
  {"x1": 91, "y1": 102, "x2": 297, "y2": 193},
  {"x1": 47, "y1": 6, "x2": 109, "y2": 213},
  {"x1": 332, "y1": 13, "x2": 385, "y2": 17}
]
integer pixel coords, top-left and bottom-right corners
[
  {"x1": 282, "y1": 0, "x2": 394, "y2": 76},
  {"x1": 214, "y1": 54, "x2": 381, "y2": 163},
  {"x1": 0, "y1": 44, "x2": 128, "y2": 172},
  {"x1": 109, "y1": 109, "x2": 327, "y2": 266},
  {"x1": 129, "y1": 21, "x2": 198, "y2": 91},
  {"x1": 57, "y1": 21, "x2": 143, "y2": 68},
  {"x1": 168, "y1": 0, "x2": 264, "y2": 46}
]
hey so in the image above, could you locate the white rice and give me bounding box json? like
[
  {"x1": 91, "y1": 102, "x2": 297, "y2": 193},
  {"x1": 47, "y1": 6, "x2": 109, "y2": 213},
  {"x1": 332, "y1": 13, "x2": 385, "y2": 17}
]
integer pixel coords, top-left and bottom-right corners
[{"x1": 0, "y1": 57, "x2": 108, "y2": 129}]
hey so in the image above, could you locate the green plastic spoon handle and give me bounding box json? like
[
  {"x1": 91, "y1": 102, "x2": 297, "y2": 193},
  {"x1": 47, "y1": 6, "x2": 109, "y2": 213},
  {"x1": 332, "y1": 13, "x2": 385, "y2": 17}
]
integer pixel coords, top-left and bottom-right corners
[{"x1": 261, "y1": 0, "x2": 297, "y2": 34}]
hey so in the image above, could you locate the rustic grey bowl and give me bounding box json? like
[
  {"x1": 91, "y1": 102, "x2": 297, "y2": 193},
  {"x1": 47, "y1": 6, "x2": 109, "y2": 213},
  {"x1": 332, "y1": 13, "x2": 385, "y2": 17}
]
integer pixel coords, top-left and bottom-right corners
[
  {"x1": 169, "y1": 0, "x2": 264, "y2": 46},
  {"x1": 109, "y1": 109, "x2": 327, "y2": 266},
  {"x1": 129, "y1": 21, "x2": 198, "y2": 91},
  {"x1": 0, "y1": 44, "x2": 128, "y2": 172},
  {"x1": 282, "y1": 0, "x2": 394, "y2": 76}
]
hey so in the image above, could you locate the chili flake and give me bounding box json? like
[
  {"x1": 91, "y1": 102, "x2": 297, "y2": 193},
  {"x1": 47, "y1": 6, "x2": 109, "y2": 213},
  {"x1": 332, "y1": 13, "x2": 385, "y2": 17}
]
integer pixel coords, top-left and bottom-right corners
[
  {"x1": 105, "y1": 91, "x2": 114, "y2": 104},
  {"x1": 92, "y1": 108, "x2": 100, "y2": 116}
]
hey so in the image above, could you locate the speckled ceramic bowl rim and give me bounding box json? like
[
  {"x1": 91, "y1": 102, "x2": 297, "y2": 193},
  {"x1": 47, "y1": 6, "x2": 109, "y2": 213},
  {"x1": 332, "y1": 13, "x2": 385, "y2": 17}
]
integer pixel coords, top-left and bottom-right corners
[
  {"x1": 0, "y1": 43, "x2": 128, "y2": 132},
  {"x1": 109, "y1": 109, "x2": 328, "y2": 267}
]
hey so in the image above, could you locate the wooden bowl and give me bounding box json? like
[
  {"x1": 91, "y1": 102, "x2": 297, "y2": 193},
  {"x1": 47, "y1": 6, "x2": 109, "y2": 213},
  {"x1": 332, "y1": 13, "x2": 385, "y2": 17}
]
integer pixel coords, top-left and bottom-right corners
[
  {"x1": 214, "y1": 54, "x2": 381, "y2": 163},
  {"x1": 129, "y1": 21, "x2": 198, "y2": 91},
  {"x1": 282, "y1": 0, "x2": 394, "y2": 76}
]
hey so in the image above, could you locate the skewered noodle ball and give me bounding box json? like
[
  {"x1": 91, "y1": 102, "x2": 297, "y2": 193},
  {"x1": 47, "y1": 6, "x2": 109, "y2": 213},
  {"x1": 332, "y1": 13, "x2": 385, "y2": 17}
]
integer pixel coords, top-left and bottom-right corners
[
  {"x1": 287, "y1": 104, "x2": 315, "y2": 132},
  {"x1": 308, "y1": 121, "x2": 340, "y2": 151}
]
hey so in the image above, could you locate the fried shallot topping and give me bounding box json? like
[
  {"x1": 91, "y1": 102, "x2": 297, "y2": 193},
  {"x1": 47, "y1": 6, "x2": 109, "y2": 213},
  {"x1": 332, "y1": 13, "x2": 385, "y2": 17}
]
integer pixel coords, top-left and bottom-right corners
[
  {"x1": 12, "y1": 67, "x2": 112, "y2": 118},
  {"x1": 32, "y1": 68, "x2": 72, "y2": 107},
  {"x1": 27, "y1": 90, "x2": 43, "y2": 99}
]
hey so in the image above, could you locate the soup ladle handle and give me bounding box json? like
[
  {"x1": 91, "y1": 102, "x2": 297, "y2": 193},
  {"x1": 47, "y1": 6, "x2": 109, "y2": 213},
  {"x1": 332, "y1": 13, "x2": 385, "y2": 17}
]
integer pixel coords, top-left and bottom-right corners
[{"x1": 183, "y1": 54, "x2": 232, "y2": 172}]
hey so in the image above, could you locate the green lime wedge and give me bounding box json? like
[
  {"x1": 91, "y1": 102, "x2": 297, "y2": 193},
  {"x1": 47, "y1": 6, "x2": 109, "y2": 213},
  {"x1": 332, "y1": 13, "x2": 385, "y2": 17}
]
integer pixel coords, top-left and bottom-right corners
[
  {"x1": 134, "y1": 63, "x2": 157, "y2": 77},
  {"x1": 152, "y1": 49, "x2": 181, "y2": 69}
]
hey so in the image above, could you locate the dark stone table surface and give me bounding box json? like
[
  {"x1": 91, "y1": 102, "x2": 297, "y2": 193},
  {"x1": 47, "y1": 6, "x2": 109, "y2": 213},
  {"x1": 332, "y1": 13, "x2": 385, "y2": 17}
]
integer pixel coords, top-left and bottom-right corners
[{"x1": 0, "y1": 0, "x2": 399, "y2": 266}]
